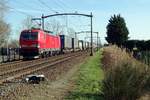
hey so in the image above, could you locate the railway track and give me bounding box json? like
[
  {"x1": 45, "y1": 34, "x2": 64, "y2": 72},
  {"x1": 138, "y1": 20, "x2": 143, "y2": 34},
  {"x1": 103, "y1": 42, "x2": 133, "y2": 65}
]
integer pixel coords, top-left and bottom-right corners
[
  {"x1": 0, "y1": 52, "x2": 76, "y2": 73},
  {"x1": 0, "y1": 51, "x2": 85, "y2": 84},
  {"x1": 0, "y1": 60, "x2": 22, "y2": 67}
]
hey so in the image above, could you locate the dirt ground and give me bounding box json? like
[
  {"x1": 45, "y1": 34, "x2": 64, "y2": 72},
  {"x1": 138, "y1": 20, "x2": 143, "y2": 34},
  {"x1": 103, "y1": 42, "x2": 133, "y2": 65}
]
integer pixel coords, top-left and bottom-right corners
[
  {"x1": 0, "y1": 52, "x2": 88, "y2": 100},
  {"x1": 138, "y1": 93, "x2": 150, "y2": 100}
]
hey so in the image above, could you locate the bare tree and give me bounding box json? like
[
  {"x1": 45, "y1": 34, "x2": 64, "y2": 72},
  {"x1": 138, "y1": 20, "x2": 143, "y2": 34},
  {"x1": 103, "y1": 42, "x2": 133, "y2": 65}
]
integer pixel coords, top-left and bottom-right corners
[
  {"x1": 67, "y1": 27, "x2": 75, "y2": 38},
  {"x1": 22, "y1": 17, "x2": 64, "y2": 35},
  {"x1": 0, "y1": 0, "x2": 11, "y2": 47},
  {"x1": 45, "y1": 19, "x2": 64, "y2": 35},
  {"x1": 8, "y1": 39, "x2": 19, "y2": 47},
  {"x1": 0, "y1": 0, "x2": 8, "y2": 18},
  {"x1": 22, "y1": 16, "x2": 34, "y2": 29}
]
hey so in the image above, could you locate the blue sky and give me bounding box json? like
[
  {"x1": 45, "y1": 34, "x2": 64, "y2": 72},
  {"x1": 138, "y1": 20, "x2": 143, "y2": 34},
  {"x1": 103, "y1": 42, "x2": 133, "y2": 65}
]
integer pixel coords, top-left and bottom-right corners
[{"x1": 6, "y1": 0, "x2": 150, "y2": 43}]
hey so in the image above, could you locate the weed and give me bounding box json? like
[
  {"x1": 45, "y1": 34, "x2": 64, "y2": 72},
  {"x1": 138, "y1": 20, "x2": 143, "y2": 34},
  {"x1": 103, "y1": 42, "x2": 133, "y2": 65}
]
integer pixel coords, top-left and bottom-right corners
[{"x1": 102, "y1": 45, "x2": 150, "y2": 100}]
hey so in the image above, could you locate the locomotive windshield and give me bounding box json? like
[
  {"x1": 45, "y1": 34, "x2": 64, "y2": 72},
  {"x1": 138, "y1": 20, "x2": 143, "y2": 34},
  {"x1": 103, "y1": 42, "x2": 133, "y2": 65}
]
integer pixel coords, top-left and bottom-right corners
[{"x1": 21, "y1": 32, "x2": 38, "y2": 40}]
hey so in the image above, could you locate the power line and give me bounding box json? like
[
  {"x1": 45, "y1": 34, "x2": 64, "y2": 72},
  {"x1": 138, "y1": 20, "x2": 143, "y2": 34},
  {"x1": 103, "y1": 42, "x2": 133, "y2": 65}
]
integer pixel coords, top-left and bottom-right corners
[
  {"x1": 51, "y1": 0, "x2": 66, "y2": 12},
  {"x1": 57, "y1": 0, "x2": 73, "y2": 11},
  {"x1": 10, "y1": 11, "x2": 31, "y2": 17},
  {"x1": 37, "y1": 0, "x2": 58, "y2": 13},
  {"x1": 9, "y1": 0, "x2": 49, "y2": 13},
  {"x1": 9, "y1": 7, "x2": 33, "y2": 16}
]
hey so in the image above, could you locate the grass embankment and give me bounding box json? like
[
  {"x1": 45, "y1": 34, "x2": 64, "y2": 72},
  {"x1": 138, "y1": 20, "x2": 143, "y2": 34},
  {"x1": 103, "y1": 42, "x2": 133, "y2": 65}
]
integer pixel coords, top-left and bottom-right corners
[
  {"x1": 102, "y1": 45, "x2": 150, "y2": 100},
  {"x1": 67, "y1": 51, "x2": 104, "y2": 100}
]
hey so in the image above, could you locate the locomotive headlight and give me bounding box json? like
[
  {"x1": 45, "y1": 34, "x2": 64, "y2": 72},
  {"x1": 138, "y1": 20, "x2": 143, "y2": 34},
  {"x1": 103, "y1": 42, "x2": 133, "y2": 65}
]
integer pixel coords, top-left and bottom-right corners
[
  {"x1": 21, "y1": 45, "x2": 28, "y2": 47},
  {"x1": 31, "y1": 44, "x2": 37, "y2": 47},
  {"x1": 31, "y1": 44, "x2": 40, "y2": 48},
  {"x1": 37, "y1": 45, "x2": 40, "y2": 48}
]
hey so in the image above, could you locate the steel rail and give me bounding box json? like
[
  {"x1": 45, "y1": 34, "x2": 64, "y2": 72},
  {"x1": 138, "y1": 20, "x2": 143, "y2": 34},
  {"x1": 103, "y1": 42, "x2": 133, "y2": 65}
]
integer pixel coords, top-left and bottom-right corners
[{"x1": 0, "y1": 52, "x2": 84, "y2": 84}]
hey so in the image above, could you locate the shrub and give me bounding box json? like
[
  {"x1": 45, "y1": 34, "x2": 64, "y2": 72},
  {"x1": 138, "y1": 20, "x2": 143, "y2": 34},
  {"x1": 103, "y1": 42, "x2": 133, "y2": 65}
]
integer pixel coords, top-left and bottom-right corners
[
  {"x1": 101, "y1": 45, "x2": 150, "y2": 100},
  {"x1": 102, "y1": 61, "x2": 148, "y2": 100},
  {"x1": 102, "y1": 45, "x2": 130, "y2": 70}
]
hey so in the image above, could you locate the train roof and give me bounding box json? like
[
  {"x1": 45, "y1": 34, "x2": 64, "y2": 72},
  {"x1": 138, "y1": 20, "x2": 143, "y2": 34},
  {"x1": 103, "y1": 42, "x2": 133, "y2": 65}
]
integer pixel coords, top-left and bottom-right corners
[
  {"x1": 21, "y1": 28, "x2": 42, "y2": 33},
  {"x1": 21, "y1": 28, "x2": 54, "y2": 34}
]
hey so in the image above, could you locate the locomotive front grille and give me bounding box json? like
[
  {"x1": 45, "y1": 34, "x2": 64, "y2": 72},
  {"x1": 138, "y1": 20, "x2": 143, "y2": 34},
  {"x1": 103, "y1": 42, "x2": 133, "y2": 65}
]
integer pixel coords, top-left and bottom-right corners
[{"x1": 20, "y1": 48, "x2": 39, "y2": 56}]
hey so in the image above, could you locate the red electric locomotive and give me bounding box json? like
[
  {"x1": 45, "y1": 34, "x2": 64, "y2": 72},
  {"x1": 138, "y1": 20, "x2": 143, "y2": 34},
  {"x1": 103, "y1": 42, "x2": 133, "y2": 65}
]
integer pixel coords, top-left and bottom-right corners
[{"x1": 20, "y1": 29, "x2": 61, "y2": 58}]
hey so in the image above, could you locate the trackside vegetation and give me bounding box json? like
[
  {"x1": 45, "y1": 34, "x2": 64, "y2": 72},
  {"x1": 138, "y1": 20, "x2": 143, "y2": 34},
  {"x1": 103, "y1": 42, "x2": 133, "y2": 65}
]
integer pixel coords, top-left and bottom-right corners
[
  {"x1": 66, "y1": 51, "x2": 104, "y2": 100},
  {"x1": 66, "y1": 46, "x2": 150, "y2": 100},
  {"x1": 102, "y1": 46, "x2": 150, "y2": 100}
]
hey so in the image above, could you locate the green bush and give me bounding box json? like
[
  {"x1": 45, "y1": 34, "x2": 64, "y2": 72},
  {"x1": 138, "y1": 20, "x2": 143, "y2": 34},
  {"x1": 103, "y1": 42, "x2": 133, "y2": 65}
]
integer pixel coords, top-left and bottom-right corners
[{"x1": 102, "y1": 61, "x2": 149, "y2": 100}]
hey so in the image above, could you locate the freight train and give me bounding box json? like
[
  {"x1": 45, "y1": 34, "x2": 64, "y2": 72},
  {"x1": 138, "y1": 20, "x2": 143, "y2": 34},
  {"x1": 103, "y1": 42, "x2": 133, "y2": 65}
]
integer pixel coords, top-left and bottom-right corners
[{"x1": 19, "y1": 28, "x2": 90, "y2": 59}]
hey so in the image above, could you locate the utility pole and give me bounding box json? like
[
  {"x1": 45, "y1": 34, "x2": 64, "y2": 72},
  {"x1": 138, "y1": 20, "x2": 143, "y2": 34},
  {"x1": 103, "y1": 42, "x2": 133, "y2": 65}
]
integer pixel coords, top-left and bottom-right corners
[
  {"x1": 90, "y1": 12, "x2": 93, "y2": 56},
  {"x1": 97, "y1": 32, "x2": 99, "y2": 50},
  {"x1": 42, "y1": 14, "x2": 45, "y2": 30},
  {"x1": 75, "y1": 32, "x2": 77, "y2": 38}
]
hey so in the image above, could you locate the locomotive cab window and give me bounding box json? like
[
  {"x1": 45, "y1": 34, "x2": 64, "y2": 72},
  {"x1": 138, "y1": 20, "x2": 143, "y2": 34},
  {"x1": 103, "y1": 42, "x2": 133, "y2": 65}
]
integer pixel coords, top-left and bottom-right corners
[{"x1": 21, "y1": 32, "x2": 38, "y2": 40}]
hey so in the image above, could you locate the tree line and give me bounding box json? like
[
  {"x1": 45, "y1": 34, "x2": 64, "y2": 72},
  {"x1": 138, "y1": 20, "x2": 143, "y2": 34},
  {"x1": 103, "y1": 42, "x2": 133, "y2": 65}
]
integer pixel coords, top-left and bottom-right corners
[
  {"x1": 105, "y1": 14, "x2": 149, "y2": 51},
  {"x1": 0, "y1": 0, "x2": 11, "y2": 47},
  {"x1": 123, "y1": 40, "x2": 150, "y2": 51}
]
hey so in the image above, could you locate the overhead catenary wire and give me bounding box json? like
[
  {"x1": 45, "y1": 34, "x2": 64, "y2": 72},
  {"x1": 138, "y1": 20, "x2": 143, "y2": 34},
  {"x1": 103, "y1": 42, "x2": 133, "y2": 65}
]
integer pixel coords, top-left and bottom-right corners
[
  {"x1": 9, "y1": 0, "x2": 49, "y2": 13},
  {"x1": 7, "y1": 0, "x2": 54, "y2": 17},
  {"x1": 37, "y1": 0, "x2": 58, "y2": 13},
  {"x1": 57, "y1": 0, "x2": 73, "y2": 10},
  {"x1": 51, "y1": 0, "x2": 67, "y2": 12},
  {"x1": 9, "y1": 0, "x2": 78, "y2": 32},
  {"x1": 9, "y1": 7, "x2": 33, "y2": 16},
  {"x1": 7, "y1": 0, "x2": 91, "y2": 39}
]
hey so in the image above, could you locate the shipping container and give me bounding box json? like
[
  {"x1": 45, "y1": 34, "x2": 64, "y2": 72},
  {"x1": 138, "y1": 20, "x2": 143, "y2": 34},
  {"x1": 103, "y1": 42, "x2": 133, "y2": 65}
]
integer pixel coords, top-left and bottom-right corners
[
  {"x1": 72, "y1": 38, "x2": 79, "y2": 51},
  {"x1": 78, "y1": 40, "x2": 84, "y2": 50},
  {"x1": 85, "y1": 41, "x2": 90, "y2": 50},
  {"x1": 59, "y1": 35, "x2": 72, "y2": 52}
]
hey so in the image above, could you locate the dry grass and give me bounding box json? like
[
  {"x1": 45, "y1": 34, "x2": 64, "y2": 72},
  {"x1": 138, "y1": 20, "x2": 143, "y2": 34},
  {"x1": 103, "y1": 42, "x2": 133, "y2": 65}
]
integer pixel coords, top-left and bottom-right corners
[
  {"x1": 101, "y1": 45, "x2": 150, "y2": 100},
  {"x1": 102, "y1": 45, "x2": 130, "y2": 70}
]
